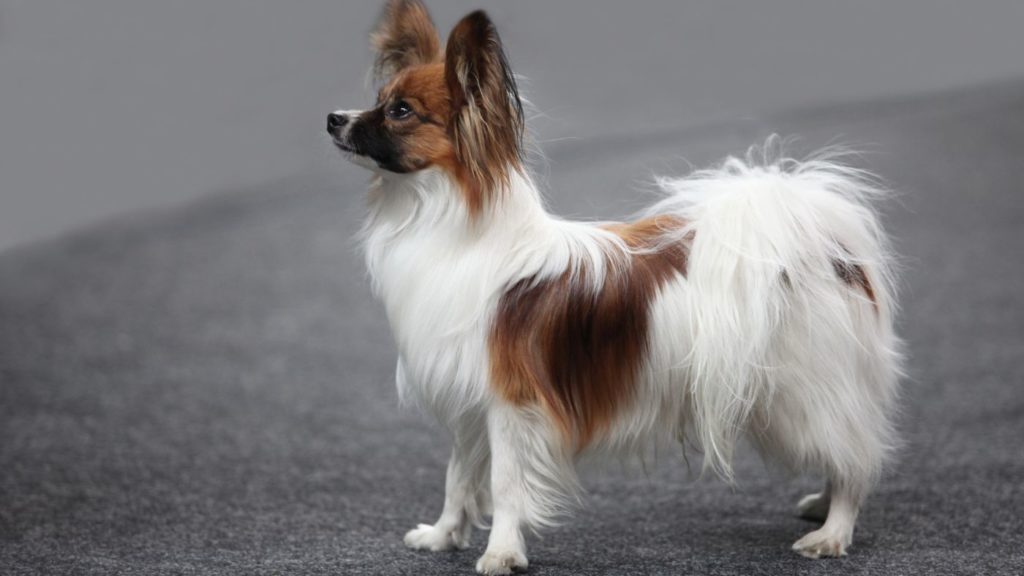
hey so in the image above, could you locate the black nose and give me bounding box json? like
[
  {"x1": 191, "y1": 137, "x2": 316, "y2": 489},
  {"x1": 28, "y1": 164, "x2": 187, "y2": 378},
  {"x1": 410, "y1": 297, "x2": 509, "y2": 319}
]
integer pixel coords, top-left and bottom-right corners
[{"x1": 327, "y1": 112, "x2": 348, "y2": 133}]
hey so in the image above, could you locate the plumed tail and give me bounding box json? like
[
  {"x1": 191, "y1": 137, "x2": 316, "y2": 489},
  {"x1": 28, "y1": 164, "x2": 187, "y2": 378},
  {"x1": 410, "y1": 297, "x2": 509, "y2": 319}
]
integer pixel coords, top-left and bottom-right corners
[{"x1": 647, "y1": 140, "x2": 899, "y2": 481}]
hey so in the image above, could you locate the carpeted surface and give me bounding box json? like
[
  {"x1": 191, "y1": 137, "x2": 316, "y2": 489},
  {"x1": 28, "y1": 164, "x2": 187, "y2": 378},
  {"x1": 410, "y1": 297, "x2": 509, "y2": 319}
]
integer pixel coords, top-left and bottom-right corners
[{"x1": 2, "y1": 82, "x2": 1024, "y2": 575}]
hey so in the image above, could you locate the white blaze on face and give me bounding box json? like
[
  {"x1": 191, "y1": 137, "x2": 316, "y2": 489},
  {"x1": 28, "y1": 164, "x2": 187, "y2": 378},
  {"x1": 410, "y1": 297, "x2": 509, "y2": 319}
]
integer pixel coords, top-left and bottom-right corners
[
  {"x1": 330, "y1": 109, "x2": 363, "y2": 140},
  {"x1": 330, "y1": 109, "x2": 378, "y2": 170},
  {"x1": 332, "y1": 109, "x2": 363, "y2": 123}
]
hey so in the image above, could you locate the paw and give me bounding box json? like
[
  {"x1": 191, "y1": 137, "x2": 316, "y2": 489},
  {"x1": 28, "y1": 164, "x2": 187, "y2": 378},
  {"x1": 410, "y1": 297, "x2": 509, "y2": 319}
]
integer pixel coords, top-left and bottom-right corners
[
  {"x1": 792, "y1": 528, "x2": 849, "y2": 558},
  {"x1": 403, "y1": 523, "x2": 467, "y2": 552},
  {"x1": 797, "y1": 492, "x2": 830, "y2": 522},
  {"x1": 475, "y1": 549, "x2": 528, "y2": 575}
]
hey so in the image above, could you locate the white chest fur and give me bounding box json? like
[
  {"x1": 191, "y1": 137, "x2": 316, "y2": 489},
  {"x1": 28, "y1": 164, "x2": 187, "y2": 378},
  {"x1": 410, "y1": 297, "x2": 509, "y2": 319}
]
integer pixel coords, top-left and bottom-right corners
[
  {"x1": 363, "y1": 170, "x2": 538, "y2": 418},
  {"x1": 361, "y1": 169, "x2": 625, "y2": 423}
]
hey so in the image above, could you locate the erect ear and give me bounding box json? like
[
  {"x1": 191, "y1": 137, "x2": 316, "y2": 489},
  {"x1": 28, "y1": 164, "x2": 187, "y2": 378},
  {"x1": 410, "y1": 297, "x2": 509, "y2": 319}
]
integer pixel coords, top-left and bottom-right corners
[
  {"x1": 445, "y1": 10, "x2": 524, "y2": 198},
  {"x1": 371, "y1": 0, "x2": 441, "y2": 81}
]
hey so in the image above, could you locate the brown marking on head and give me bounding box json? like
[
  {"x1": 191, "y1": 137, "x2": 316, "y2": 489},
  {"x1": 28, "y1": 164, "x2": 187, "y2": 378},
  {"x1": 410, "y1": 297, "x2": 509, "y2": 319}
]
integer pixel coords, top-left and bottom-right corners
[
  {"x1": 371, "y1": 0, "x2": 441, "y2": 81},
  {"x1": 489, "y1": 216, "x2": 689, "y2": 448},
  {"x1": 371, "y1": 63, "x2": 456, "y2": 171},
  {"x1": 444, "y1": 10, "x2": 525, "y2": 215},
  {"x1": 360, "y1": 6, "x2": 524, "y2": 216}
]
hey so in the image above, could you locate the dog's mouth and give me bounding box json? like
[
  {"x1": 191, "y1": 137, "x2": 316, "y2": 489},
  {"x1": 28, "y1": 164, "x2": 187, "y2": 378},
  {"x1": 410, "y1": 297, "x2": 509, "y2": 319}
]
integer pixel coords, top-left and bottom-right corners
[
  {"x1": 332, "y1": 139, "x2": 356, "y2": 154},
  {"x1": 332, "y1": 138, "x2": 380, "y2": 170}
]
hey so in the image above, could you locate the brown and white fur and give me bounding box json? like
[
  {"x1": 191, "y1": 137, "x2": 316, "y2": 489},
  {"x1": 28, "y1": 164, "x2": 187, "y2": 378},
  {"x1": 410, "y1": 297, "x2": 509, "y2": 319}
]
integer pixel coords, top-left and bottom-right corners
[{"x1": 327, "y1": 2, "x2": 902, "y2": 573}]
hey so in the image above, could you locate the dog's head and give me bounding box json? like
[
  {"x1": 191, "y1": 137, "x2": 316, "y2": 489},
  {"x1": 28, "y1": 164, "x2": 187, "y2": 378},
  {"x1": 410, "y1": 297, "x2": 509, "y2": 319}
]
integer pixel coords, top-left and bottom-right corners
[{"x1": 328, "y1": 0, "x2": 523, "y2": 214}]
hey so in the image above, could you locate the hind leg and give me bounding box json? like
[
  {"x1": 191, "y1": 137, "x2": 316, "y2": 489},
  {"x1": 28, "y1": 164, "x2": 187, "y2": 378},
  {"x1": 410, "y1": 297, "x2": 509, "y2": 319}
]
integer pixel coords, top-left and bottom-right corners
[
  {"x1": 751, "y1": 373, "x2": 887, "y2": 558},
  {"x1": 792, "y1": 478, "x2": 862, "y2": 558},
  {"x1": 753, "y1": 398, "x2": 879, "y2": 558}
]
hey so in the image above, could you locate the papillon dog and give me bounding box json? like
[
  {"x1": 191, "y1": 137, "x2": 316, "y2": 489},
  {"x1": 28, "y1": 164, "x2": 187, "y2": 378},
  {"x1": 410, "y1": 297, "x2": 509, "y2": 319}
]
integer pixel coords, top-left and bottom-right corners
[{"x1": 327, "y1": 1, "x2": 902, "y2": 573}]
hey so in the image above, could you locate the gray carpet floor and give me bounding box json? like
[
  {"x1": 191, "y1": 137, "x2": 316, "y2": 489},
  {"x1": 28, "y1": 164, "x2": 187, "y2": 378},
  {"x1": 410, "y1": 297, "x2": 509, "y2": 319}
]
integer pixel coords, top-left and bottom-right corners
[{"x1": 2, "y1": 81, "x2": 1024, "y2": 575}]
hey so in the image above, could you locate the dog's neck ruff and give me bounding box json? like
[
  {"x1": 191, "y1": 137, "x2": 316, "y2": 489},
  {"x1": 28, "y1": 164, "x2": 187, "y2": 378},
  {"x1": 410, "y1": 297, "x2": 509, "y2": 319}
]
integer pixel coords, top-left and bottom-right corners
[{"x1": 360, "y1": 167, "x2": 624, "y2": 418}]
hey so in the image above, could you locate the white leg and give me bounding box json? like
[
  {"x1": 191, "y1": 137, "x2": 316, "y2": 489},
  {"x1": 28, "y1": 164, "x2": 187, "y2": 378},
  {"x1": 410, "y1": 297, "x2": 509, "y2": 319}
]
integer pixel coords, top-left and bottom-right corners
[
  {"x1": 476, "y1": 511, "x2": 528, "y2": 575},
  {"x1": 476, "y1": 403, "x2": 572, "y2": 575},
  {"x1": 476, "y1": 406, "x2": 529, "y2": 575},
  {"x1": 405, "y1": 432, "x2": 487, "y2": 552},
  {"x1": 792, "y1": 479, "x2": 861, "y2": 558}
]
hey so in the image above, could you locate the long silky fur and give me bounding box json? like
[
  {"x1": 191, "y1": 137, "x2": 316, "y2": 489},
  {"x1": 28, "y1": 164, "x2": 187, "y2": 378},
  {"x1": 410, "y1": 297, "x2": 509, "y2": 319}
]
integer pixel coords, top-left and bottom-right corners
[
  {"x1": 645, "y1": 140, "x2": 903, "y2": 485},
  {"x1": 342, "y1": 4, "x2": 903, "y2": 567},
  {"x1": 361, "y1": 139, "x2": 902, "y2": 528}
]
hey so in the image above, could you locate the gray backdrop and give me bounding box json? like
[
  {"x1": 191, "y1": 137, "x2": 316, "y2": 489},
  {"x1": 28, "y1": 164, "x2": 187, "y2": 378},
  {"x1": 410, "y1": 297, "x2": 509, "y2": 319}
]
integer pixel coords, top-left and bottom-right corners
[
  {"x1": 2, "y1": 0, "x2": 1024, "y2": 251},
  {"x1": 2, "y1": 2, "x2": 1024, "y2": 575}
]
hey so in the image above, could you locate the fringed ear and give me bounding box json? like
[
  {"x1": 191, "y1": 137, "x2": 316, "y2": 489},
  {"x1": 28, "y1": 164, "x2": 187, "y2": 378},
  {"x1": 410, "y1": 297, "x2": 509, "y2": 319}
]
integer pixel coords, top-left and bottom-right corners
[
  {"x1": 371, "y1": 0, "x2": 441, "y2": 81},
  {"x1": 445, "y1": 10, "x2": 524, "y2": 206}
]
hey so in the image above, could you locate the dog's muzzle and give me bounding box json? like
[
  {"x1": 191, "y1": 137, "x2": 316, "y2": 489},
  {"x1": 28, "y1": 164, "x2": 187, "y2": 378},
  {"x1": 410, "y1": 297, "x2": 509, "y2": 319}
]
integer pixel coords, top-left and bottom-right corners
[
  {"x1": 327, "y1": 111, "x2": 358, "y2": 154},
  {"x1": 327, "y1": 112, "x2": 349, "y2": 138}
]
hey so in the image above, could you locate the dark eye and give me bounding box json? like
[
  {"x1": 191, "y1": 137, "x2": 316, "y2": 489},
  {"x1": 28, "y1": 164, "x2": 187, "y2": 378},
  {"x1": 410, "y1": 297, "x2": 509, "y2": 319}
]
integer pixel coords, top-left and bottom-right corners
[{"x1": 386, "y1": 100, "x2": 414, "y2": 120}]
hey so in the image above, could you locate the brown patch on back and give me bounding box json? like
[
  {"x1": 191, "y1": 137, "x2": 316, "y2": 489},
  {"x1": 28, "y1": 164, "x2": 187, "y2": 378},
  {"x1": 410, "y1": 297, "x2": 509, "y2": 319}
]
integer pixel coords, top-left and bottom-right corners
[
  {"x1": 832, "y1": 258, "x2": 877, "y2": 307},
  {"x1": 830, "y1": 242, "x2": 877, "y2": 307},
  {"x1": 489, "y1": 216, "x2": 689, "y2": 448}
]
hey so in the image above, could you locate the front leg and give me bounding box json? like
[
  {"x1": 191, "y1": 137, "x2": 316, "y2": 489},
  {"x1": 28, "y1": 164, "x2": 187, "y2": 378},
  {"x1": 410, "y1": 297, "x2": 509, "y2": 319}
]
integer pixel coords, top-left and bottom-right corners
[
  {"x1": 477, "y1": 402, "x2": 575, "y2": 575},
  {"x1": 404, "y1": 428, "x2": 487, "y2": 552}
]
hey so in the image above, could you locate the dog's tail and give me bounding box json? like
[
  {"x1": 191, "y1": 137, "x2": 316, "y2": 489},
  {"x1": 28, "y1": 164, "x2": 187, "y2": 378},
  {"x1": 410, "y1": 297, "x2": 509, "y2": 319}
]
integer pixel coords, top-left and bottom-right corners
[{"x1": 646, "y1": 139, "x2": 900, "y2": 481}]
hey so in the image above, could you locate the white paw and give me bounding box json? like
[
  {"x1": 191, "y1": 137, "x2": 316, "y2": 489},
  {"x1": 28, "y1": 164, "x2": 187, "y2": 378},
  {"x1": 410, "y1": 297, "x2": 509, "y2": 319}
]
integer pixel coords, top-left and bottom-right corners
[
  {"x1": 475, "y1": 549, "x2": 528, "y2": 575},
  {"x1": 403, "y1": 523, "x2": 466, "y2": 552},
  {"x1": 792, "y1": 527, "x2": 850, "y2": 558},
  {"x1": 797, "y1": 492, "x2": 830, "y2": 522}
]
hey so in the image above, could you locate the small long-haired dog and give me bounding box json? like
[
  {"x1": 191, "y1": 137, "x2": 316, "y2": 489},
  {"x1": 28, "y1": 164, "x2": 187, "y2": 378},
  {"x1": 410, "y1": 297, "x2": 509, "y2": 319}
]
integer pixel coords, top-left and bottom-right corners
[{"x1": 327, "y1": 1, "x2": 902, "y2": 573}]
